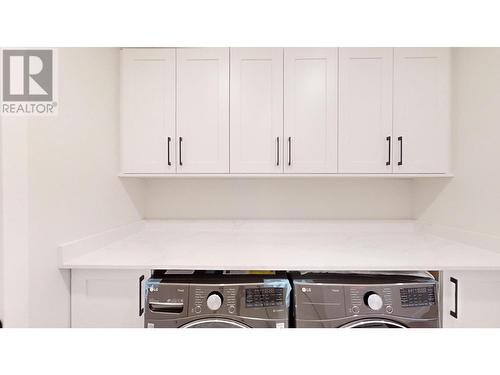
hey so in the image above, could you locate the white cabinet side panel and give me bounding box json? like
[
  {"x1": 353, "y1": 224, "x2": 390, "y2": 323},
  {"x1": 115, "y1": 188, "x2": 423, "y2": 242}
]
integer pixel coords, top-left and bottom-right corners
[
  {"x1": 71, "y1": 269, "x2": 148, "y2": 328},
  {"x1": 442, "y1": 270, "x2": 500, "y2": 328}
]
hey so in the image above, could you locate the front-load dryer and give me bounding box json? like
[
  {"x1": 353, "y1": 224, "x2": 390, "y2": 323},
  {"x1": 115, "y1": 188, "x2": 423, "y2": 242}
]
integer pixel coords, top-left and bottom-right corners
[
  {"x1": 290, "y1": 272, "x2": 439, "y2": 328},
  {"x1": 145, "y1": 271, "x2": 291, "y2": 328}
]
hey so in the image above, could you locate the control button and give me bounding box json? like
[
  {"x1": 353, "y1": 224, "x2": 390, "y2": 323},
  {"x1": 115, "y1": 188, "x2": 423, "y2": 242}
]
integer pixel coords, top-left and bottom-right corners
[
  {"x1": 206, "y1": 292, "x2": 223, "y2": 311},
  {"x1": 194, "y1": 306, "x2": 201, "y2": 314},
  {"x1": 228, "y1": 305, "x2": 235, "y2": 314},
  {"x1": 386, "y1": 306, "x2": 393, "y2": 314},
  {"x1": 352, "y1": 306, "x2": 360, "y2": 314},
  {"x1": 364, "y1": 292, "x2": 383, "y2": 311}
]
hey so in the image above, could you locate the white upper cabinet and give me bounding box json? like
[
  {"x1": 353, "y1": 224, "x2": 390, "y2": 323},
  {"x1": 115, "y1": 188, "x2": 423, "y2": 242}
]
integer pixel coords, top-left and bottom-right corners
[
  {"x1": 284, "y1": 48, "x2": 338, "y2": 173},
  {"x1": 121, "y1": 49, "x2": 176, "y2": 173},
  {"x1": 230, "y1": 48, "x2": 284, "y2": 173},
  {"x1": 338, "y1": 48, "x2": 393, "y2": 173},
  {"x1": 176, "y1": 48, "x2": 230, "y2": 173},
  {"x1": 120, "y1": 47, "x2": 451, "y2": 177},
  {"x1": 393, "y1": 48, "x2": 451, "y2": 174}
]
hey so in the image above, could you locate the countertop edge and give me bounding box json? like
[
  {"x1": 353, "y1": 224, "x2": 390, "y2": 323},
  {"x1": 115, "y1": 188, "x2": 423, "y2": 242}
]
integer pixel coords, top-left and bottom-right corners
[{"x1": 58, "y1": 219, "x2": 500, "y2": 271}]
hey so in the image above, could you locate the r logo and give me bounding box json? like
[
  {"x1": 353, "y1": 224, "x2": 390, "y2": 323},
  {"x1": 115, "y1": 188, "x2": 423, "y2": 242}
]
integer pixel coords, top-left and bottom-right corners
[{"x1": 2, "y1": 49, "x2": 53, "y2": 102}]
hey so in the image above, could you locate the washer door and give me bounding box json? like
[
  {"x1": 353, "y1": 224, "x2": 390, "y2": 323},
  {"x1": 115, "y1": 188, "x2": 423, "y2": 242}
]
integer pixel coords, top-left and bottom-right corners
[
  {"x1": 341, "y1": 319, "x2": 406, "y2": 328},
  {"x1": 181, "y1": 318, "x2": 250, "y2": 328}
]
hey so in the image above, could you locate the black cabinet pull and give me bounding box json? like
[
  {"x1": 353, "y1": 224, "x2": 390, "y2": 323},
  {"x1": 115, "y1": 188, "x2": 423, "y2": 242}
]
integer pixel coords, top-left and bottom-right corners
[
  {"x1": 167, "y1": 137, "x2": 171, "y2": 166},
  {"x1": 397, "y1": 136, "x2": 403, "y2": 166},
  {"x1": 386, "y1": 136, "x2": 391, "y2": 166},
  {"x1": 139, "y1": 275, "x2": 145, "y2": 317},
  {"x1": 288, "y1": 137, "x2": 292, "y2": 166},
  {"x1": 450, "y1": 277, "x2": 458, "y2": 319},
  {"x1": 276, "y1": 137, "x2": 280, "y2": 166},
  {"x1": 179, "y1": 137, "x2": 183, "y2": 166}
]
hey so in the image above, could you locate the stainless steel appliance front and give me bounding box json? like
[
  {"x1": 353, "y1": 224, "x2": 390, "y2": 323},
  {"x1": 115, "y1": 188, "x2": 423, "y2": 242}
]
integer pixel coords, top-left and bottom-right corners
[
  {"x1": 145, "y1": 271, "x2": 290, "y2": 328},
  {"x1": 290, "y1": 272, "x2": 440, "y2": 328}
]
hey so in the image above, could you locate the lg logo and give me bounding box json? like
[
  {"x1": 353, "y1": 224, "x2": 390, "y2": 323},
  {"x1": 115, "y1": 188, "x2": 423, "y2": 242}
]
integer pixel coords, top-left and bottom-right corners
[{"x1": 2, "y1": 50, "x2": 53, "y2": 101}]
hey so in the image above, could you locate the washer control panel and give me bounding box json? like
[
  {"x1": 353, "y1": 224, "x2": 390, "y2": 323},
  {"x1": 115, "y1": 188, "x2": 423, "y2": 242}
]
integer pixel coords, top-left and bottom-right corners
[
  {"x1": 189, "y1": 284, "x2": 286, "y2": 317},
  {"x1": 192, "y1": 286, "x2": 237, "y2": 315},
  {"x1": 245, "y1": 287, "x2": 284, "y2": 308},
  {"x1": 400, "y1": 286, "x2": 436, "y2": 307},
  {"x1": 347, "y1": 286, "x2": 394, "y2": 316}
]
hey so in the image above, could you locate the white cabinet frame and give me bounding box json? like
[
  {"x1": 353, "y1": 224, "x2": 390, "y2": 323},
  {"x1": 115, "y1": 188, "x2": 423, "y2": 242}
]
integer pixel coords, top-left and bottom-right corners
[
  {"x1": 230, "y1": 48, "x2": 284, "y2": 173},
  {"x1": 176, "y1": 48, "x2": 230, "y2": 173},
  {"x1": 284, "y1": 48, "x2": 338, "y2": 174}
]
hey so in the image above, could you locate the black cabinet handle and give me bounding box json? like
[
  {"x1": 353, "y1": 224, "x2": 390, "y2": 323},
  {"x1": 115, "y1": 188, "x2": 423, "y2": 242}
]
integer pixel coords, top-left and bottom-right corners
[
  {"x1": 450, "y1": 277, "x2": 458, "y2": 319},
  {"x1": 386, "y1": 136, "x2": 391, "y2": 166},
  {"x1": 179, "y1": 137, "x2": 183, "y2": 166},
  {"x1": 139, "y1": 275, "x2": 145, "y2": 317},
  {"x1": 167, "y1": 137, "x2": 171, "y2": 166},
  {"x1": 397, "y1": 136, "x2": 403, "y2": 166},
  {"x1": 276, "y1": 137, "x2": 280, "y2": 166},
  {"x1": 288, "y1": 137, "x2": 292, "y2": 166}
]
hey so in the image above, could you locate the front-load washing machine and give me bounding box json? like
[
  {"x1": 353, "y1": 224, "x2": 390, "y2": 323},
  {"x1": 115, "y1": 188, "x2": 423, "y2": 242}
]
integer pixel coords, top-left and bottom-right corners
[
  {"x1": 290, "y1": 272, "x2": 439, "y2": 328},
  {"x1": 145, "y1": 271, "x2": 291, "y2": 328}
]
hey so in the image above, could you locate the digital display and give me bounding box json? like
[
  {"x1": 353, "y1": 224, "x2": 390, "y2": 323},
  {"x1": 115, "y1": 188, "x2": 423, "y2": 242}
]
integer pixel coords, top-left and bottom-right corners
[
  {"x1": 245, "y1": 288, "x2": 284, "y2": 308},
  {"x1": 400, "y1": 287, "x2": 436, "y2": 308}
]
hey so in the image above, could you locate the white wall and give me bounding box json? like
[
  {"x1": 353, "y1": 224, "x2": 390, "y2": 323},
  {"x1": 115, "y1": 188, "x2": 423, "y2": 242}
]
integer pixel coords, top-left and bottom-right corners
[
  {"x1": 2, "y1": 48, "x2": 145, "y2": 327},
  {"x1": 1, "y1": 118, "x2": 30, "y2": 327},
  {"x1": 414, "y1": 48, "x2": 500, "y2": 240},
  {"x1": 145, "y1": 178, "x2": 414, "y2": 219},
  {"x1": 0, "y1": 114, "x2": 3, "y2": 326}
]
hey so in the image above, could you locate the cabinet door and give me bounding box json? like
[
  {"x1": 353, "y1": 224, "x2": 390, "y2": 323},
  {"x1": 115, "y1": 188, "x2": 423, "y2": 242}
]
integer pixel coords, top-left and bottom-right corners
[
  {"x1": 338, "y1": 48, "x2": 393, "y2": 173},
  {"x1": 177, "y1": 48, "x2": 229, "y2": 173},
  {"x1": 393, "y1": 48, "x2": 451, "y2": 173},
  {"x1": 284, "y1": 48, "x2": 338, "y2": 173},
  {"x1": 230, "y1": 48, "x2": 283, "y2": 173},
  {"x1": 442, "y1": 270, "x2": 500, "y2": 328},
  {"x1": 71, "y1": 269, "x2": 148, "y2": 328},
  {"x1": 121, "y1": 49, "x2": 176, "y2": 173}
]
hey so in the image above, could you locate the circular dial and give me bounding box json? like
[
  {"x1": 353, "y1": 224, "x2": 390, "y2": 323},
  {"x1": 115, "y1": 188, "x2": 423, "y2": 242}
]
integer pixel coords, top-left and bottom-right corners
[
  {"x1": 206, "y1": 292, "x2": 223, "y2": 311},
  {"x1": 365, "y1": 292, "x2": 383, "y2": 311}
]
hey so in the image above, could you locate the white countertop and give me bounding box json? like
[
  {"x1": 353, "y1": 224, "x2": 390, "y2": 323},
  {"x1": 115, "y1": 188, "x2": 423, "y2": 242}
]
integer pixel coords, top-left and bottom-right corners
[{"x1": 59, "y1": 220, "x2": 500, "y2": 270}]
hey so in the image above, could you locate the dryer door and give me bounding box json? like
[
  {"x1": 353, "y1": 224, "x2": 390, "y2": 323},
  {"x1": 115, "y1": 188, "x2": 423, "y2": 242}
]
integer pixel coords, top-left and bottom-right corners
[
  {"x1": 181, "y1": 318, "x2": 250, "y2": 328},
  {"x1": 341, "y1": 319, "x2": 406, "y2": 328}
]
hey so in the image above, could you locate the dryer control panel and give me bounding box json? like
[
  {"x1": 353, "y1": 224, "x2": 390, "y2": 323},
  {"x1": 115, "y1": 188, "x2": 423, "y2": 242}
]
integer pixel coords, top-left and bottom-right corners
[{"x1": 346, "y1": 282, "x2": 437, "y2": 318}]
